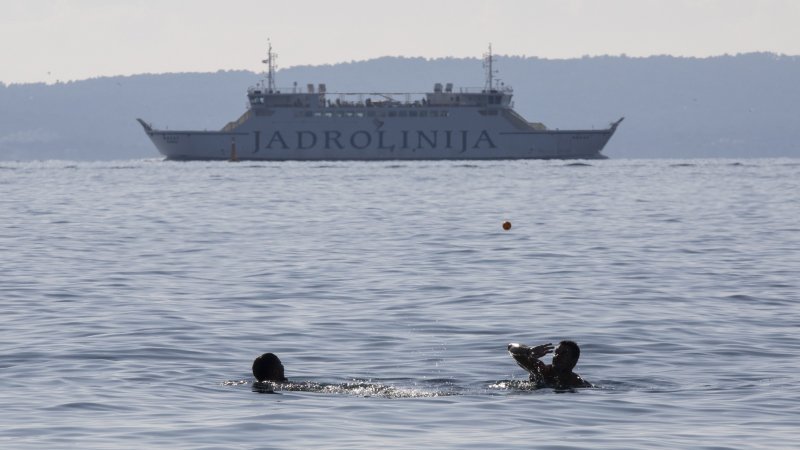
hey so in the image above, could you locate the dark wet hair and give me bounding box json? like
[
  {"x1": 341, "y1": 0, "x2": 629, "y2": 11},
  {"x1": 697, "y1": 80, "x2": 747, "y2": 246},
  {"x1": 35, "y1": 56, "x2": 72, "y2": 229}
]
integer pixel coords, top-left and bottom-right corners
[
  {"x1": 558, "y1": 340, "x2": 580, "y2": 368},
  {"x1": 252, "y1": 353, "x2": 287, "y2": 383}
]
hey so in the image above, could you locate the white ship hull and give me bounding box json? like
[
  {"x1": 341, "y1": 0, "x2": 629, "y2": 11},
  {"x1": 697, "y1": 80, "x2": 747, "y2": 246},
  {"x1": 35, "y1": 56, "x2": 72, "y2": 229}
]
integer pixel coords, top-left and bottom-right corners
[{"x1": 139, "y1": 109, "x2": 620, "y2": 161}]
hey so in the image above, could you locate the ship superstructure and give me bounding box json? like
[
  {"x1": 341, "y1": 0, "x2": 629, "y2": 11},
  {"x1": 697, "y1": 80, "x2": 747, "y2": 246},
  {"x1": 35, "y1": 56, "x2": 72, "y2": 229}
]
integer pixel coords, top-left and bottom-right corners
[{"x1": 138, "y1": 44, "x2": 622, "y2": 160}]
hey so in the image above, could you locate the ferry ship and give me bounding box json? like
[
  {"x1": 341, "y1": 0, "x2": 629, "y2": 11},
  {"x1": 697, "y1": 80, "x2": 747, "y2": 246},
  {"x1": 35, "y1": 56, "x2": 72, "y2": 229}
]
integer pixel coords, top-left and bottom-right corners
[{"x1": 137, "y1": 44, "x2": 622, "y2": 161}]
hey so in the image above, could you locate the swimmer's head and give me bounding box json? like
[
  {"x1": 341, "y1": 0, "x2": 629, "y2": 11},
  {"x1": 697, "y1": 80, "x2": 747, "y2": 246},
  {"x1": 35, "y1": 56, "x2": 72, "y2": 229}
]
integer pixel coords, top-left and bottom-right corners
[
  {"x1": 552, "y1": 340, "x2": 580, "y2": 371},
  {"x1": 252, "y1": 353, "x2": 288, "y2": 383}
]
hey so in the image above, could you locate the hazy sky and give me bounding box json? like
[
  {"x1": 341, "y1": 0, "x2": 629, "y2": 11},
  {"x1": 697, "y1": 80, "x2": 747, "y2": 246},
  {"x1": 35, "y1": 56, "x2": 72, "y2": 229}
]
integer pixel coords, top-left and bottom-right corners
[{"x1": 2, "y1": 0, "x2": 799, "y2": 84}]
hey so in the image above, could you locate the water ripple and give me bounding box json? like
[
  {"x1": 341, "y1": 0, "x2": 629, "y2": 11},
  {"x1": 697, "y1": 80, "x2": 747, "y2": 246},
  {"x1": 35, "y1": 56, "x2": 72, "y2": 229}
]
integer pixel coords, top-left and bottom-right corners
[{"x1": 1, "y1": 158, "x2": 798, "y2": 449}]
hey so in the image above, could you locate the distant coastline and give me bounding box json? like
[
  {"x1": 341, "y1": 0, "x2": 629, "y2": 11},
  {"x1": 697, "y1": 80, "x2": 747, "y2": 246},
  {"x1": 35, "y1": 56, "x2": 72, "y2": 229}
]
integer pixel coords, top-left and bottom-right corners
[{"x1": 2, "y1": 53, "x2": 798, "y2": 160}]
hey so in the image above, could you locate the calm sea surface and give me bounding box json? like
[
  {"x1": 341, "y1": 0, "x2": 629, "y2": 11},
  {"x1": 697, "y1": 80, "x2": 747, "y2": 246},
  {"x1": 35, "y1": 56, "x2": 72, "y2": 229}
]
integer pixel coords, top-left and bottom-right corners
[{"x1": 1, "y1": 158, "x2": 798, "y2": 449}]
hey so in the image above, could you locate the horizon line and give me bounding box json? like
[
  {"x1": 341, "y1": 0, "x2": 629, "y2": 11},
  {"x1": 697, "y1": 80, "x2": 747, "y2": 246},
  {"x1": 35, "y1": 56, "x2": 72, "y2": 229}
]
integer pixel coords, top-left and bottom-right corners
[{"x1": 2, "y1": 51, "x2": 797, "y2": 86}]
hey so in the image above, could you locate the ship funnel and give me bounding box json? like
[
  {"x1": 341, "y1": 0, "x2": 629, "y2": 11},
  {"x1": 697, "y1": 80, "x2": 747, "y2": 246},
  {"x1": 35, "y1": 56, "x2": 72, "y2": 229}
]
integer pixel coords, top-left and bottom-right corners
[
  {"x1": 434, "y1": 83, "x2": 443, "y2": 93},
  {"x1": 445, "y1": 83, "x2": 453, "y2": 93}
]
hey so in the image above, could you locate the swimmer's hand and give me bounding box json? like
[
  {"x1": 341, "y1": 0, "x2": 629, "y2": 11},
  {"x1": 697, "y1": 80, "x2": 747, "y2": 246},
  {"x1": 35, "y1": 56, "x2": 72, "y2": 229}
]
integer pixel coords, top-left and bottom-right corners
[
  {"x1": 508, "y1": 342, "x2": 553, "y2": 359},
  {"x1": 529, "y1": 343, "x2": 554, "y2": 358}
]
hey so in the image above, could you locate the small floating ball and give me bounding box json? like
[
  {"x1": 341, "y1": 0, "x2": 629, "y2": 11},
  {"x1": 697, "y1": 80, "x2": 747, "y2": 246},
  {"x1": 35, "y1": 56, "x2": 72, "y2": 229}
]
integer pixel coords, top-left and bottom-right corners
[{"x1": 502, "y1": 221, "x2": 512, "y2": 231}]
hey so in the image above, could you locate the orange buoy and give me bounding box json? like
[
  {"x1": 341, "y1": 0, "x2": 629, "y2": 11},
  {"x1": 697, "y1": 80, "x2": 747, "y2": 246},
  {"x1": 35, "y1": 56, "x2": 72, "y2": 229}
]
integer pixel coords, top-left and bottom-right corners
[{"x1": 502, "y1": 221, "x2": 512, "y2": 230}]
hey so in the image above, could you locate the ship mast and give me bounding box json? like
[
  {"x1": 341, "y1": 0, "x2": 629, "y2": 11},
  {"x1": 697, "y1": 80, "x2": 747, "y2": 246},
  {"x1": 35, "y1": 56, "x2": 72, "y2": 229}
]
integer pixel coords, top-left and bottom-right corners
[
  {"x1": 262, "y1": 41, "x2": 278, "y2": 93},
  {"x1": 483, "y1": 43, "x2": 497, "y2": 92}
]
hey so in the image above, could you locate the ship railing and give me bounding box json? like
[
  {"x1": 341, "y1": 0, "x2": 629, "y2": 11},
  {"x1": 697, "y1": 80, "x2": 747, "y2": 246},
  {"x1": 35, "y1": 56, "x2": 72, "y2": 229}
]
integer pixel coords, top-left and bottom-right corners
[
  {"x1": 313, "y1": 91, "x2": 513, "y2": 107},
  {"x1": 247, "y1": 87, "x2": 427, "y2": 104},
  {"x1": 247, "y1": 85, "x2": 301, "y2": 95},
  {"x1": 455, "y1": 86, "x2": 514, "y2": 94},
  {"x1": 245, "y1": 87, "x2": 514, "y2": 108},
  {"x1": 248, "y1": 84, "x2": 511, "y2": 95}
]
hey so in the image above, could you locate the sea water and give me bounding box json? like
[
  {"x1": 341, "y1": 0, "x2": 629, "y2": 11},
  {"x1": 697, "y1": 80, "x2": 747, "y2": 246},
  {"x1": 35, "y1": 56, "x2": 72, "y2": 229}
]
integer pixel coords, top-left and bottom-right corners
[{"x1": 1, "y1": 158, "x2": 798, "y2": 449}]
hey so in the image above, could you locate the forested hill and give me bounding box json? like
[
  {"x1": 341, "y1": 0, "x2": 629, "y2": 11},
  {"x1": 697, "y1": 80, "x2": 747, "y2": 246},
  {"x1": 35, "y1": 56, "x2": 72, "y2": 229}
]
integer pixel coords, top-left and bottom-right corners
[{"x1": 1, "y1": 53, "x2": 798, "y2": 160}]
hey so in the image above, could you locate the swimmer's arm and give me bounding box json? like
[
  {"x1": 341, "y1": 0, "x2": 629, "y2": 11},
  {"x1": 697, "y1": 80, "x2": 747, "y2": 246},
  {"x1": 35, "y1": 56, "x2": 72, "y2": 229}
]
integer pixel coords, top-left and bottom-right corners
[
  {"x1": 508, "y1": 342, "x2": 553, "y2": 376},
  {"x1": 574, "y1": 374, "x2": 592, "y2": 388},
  {"x1": 525, "y1": 343, "x2": 553, "y2": 373}
]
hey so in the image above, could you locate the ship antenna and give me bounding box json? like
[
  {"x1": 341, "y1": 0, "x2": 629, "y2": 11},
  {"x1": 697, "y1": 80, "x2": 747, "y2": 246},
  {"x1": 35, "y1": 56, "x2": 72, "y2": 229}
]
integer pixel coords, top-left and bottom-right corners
[
  {"x1": 262, "y1": 40, "x2": 278, "y2": 93},
  {"x1": 483, "y1": 43, "x2": 497, "y2": 92}
]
